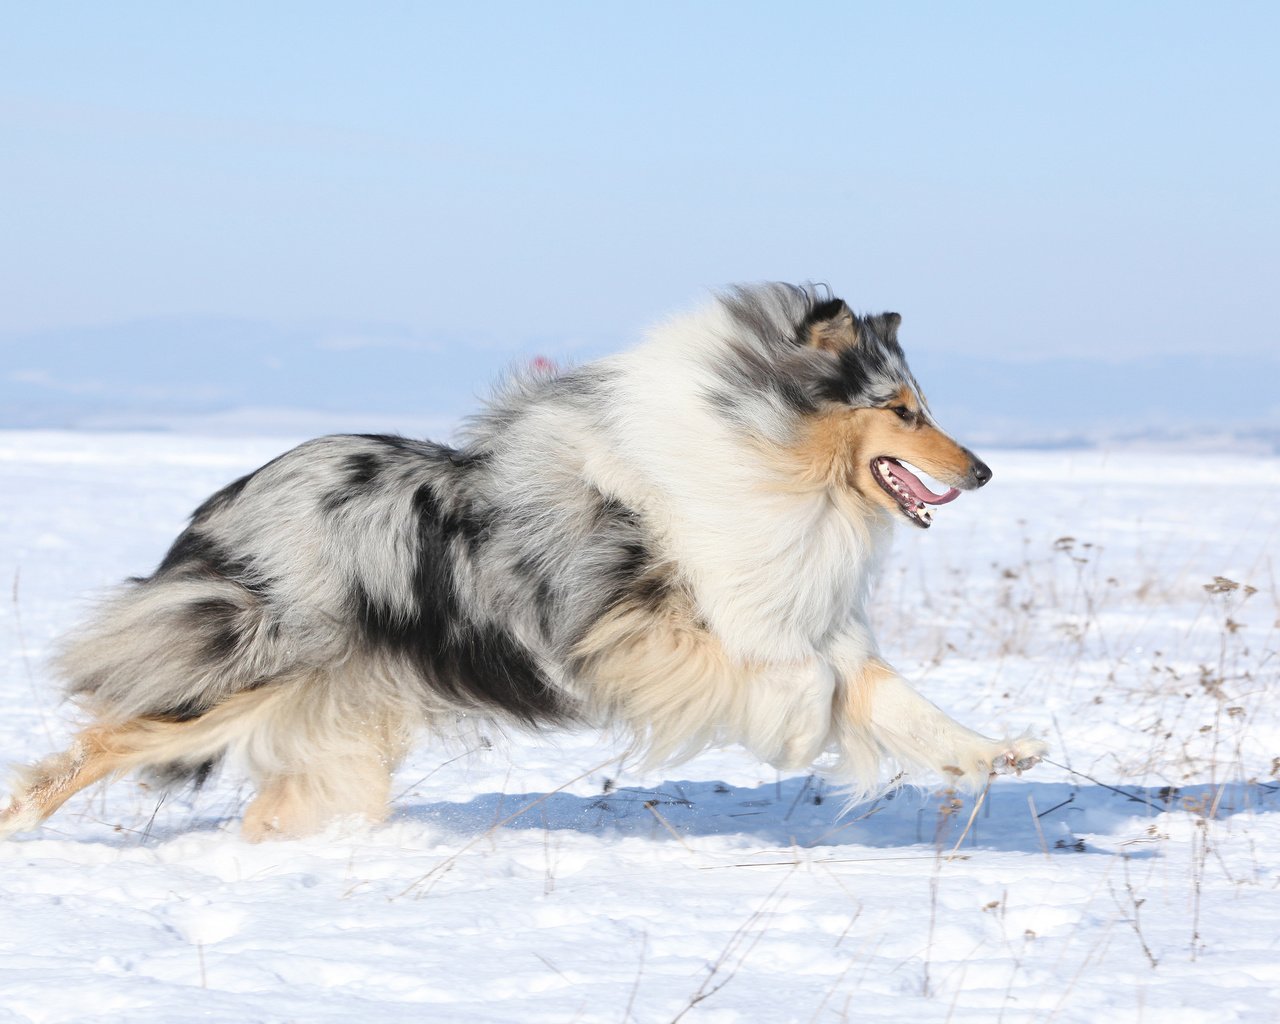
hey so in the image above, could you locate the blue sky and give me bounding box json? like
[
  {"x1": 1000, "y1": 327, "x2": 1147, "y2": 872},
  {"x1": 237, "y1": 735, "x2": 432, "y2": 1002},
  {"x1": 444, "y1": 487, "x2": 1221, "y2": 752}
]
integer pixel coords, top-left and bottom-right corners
[{"x1": 2, "y1": 2, "x2": 1278, "y2": 433}]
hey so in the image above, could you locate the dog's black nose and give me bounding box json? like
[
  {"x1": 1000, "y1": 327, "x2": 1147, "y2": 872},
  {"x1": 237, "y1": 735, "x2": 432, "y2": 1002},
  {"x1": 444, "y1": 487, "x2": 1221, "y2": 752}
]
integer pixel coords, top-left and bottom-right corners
[{"x1": 970, "y1": 456, "x2": 992, "y2": 488}]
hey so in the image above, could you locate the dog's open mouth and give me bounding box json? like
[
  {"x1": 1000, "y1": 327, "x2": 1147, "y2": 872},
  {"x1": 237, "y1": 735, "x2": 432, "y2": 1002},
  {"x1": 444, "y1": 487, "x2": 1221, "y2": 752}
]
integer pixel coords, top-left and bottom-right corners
[{"x1": 871, "y1": 457, "x2": 960, "y2": 528}]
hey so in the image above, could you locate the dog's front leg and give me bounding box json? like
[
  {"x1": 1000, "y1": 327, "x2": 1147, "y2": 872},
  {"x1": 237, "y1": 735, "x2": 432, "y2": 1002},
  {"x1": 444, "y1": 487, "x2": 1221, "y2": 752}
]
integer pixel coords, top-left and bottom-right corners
[
  {"x1": 829, "y1": 643, "x2": 1045, "y2": 792},
  {"x1": 737, "y1": 659, "x2": 839, "y2": 772}
]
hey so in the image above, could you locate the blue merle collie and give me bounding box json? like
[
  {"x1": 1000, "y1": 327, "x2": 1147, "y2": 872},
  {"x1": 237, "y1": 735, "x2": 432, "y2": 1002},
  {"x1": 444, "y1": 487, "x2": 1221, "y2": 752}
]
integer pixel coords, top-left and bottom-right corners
[{"x1": 1, "y1": 284, "x2": 1045, "y2": 841}]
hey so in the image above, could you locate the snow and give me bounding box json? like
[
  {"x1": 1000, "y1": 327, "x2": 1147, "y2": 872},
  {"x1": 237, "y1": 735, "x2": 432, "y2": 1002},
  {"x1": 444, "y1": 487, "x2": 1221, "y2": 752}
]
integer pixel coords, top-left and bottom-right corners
[{"x1": 2, "y1": 431, "x2": 1278, "y2": 1023}]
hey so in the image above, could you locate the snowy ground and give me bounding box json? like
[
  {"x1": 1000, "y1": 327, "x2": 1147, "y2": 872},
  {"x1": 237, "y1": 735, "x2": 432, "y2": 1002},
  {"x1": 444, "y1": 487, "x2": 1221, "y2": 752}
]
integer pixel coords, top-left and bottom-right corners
[{"x1": 1, "y1": 431, "x2": 1278, "y2": 1023}]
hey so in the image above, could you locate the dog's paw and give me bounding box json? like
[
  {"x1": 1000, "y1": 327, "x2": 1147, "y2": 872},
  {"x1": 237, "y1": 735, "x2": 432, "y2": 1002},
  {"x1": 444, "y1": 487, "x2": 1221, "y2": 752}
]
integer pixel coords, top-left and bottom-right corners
[
  {"x1": 935, "y1": 735, "x2": 1048, "y2": 790},
  {"x1": 991, "y1": 736, "x2": 1048, "y2": 776},
  {"x1": 0, "y1": 798, "x2": 38, "y2": 841}
]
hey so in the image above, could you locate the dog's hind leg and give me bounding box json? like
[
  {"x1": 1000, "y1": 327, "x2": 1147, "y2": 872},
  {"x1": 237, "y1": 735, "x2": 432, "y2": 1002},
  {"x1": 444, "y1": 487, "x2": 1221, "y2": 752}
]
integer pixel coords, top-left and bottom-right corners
[
  {"x1": 236, "y1": 671, "x2": 416, "y2": 842},
  {"x1": 1, "y1": 726, "x2": 132, "y2": 838},
  {"x1": 242, "y1": 748, "x2": 397, "y2": 842},
  {"x1": 2, "y1": 672, "x2": 418, "y2": 842},
  {"x1": 0, "y1": 685, "x2": 305, "y2": 840},
  {"x1": 0, "y1": 712, "x2": 232, "y2": 839}
]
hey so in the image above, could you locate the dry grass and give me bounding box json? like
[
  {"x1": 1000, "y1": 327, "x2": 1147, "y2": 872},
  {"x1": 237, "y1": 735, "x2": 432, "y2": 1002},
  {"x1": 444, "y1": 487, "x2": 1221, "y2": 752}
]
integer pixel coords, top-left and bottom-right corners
[{"x1": 876, "y1": 527, "x2": 1278, "y2": 791}]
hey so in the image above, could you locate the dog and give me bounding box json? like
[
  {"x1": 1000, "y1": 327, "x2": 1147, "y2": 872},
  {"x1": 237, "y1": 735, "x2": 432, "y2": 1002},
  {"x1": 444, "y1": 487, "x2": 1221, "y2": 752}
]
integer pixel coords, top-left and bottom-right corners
[{"x1": 0, "y1": 283, "x2": 1045, "y2": 841}]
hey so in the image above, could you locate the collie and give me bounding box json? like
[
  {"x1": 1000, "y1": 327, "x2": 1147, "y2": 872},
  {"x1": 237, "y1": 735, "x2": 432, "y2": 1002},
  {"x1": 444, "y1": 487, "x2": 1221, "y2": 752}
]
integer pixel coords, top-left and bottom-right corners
[{"x1": 1, "y1": 283, "x2": 1045, "y2": 841}]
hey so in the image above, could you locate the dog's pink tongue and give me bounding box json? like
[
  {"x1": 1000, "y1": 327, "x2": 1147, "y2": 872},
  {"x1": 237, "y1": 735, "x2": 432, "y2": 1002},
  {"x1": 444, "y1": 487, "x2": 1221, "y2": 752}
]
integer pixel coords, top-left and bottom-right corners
[{"x1": 889, "y1": 460, "x2": 960, "y2": 505}]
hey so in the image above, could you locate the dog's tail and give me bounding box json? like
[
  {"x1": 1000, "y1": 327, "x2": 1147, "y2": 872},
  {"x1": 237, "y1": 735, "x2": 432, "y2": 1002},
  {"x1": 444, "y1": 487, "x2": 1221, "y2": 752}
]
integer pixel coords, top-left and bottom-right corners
[
  {"x1": 28, "y1": 570, "x2": 297, "y2": 804},
  {"x1": 2, "y1": 565, "x2": 427, "y2": 840},
  {"x1": 56, "y1": 569, "x2": 304, "y2": 723}
]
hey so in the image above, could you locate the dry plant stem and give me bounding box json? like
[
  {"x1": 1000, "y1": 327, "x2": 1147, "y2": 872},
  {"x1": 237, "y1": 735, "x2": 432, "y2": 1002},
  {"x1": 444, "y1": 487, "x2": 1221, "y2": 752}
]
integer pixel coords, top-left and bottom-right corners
[
  {"x1": 1035, "y1": 794, "x2": 1075, "y2": 818},
  {"x1": 996, "y1": 933, "x2": 1027, "y2": 1024},
  {"x1": 139, "y1": 791, "x2": 168, "y2": 844},
  {"x1": 698, "y1": 852, "x2": 967, "y2": 870},
  {"x1": 808, "y1": 797, "x2": 885, "y2": 846},
  {"x1": 923, "y1": 867, "x2": 940, "y2": 998},
  {"x1": 925, "y1": 787, "x2": 955, "y2": 1000},
  {"x1": 1027, "y1": 794, "x2": 1051, "y2": 859},
  {"x1": 809, "y1": 963, "x2": 856, "y2": 1024},
  {"x1": 1045, "y1": 919, "x2": 1122, "y2": 1024},
  {"x1": 394, "y1": 755, "x2": 623, "y2": 899},
  {"x1": 1043, "y1": 757, "x2": 1164, "y2": 813},
  {"x1": 669, "y1": 866, "x2": 797, "y2": 1023},
  {"x1": 486, "y1": 768, "x2": 513, "y2": 847},
  {"x1": 1115, "y1": 854, "x2": 1159, "y2": 969},
  {"x1": 541, "y1": 809, "x2": 557, "y2": 896},
  {"x1": 645, "y1": 800, "x2": 693, "y2": 851},
  {"x1": 944, "y1": 963, "x2": 969, "y2": 1024},
  {"x1": 1190, "y1": 814, "x2": 1209, "y2": 962},
  {"x1": 533, "y1": 952, "x2": 570, "y2": 983},
  {"x1": 807, "y1": 910, "x2": 863, "y2": 1024},
  {"x1": 389, "y1": 747, "x2": 481, "y2": 803},
  {"x1": 623, "y1": 932, "x2": 647, "y2": 1024},
  {"x1": 783, "y1": 773, "x2": 815, "y2": 821},
  {"x1": 11, "y1": 569, "x2": 55, "y2": 748},
  {"x1": 807, "y1": 877, "x2": 869, "y2": 1011},
  {"x1": 946, "y1": 779, "x2": 991, "y2": 861}
]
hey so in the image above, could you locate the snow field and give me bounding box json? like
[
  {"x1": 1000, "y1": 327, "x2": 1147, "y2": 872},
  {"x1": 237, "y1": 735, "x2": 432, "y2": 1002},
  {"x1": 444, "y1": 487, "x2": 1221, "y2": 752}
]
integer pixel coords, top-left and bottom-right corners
[{"x1": 1, "y1": 432, "x2": 1278, "y2": 1023}]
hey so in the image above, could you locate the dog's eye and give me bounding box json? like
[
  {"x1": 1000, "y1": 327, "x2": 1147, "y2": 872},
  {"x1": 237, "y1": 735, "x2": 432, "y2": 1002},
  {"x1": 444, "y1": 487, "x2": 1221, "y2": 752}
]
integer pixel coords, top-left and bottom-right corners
[{"x1": 891, "y1": 405, "x2": 914, "y2": 422}]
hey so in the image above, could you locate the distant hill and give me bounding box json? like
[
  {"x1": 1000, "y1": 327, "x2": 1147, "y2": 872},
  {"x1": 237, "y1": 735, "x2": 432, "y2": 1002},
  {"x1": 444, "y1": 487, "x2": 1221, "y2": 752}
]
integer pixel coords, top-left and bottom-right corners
[
  {"x1": 907, "y1": 349, "x2": 1280, "y2": 451},
  {"x1": 2, "y1": 316, "x2": 1277, "y2": 450}
]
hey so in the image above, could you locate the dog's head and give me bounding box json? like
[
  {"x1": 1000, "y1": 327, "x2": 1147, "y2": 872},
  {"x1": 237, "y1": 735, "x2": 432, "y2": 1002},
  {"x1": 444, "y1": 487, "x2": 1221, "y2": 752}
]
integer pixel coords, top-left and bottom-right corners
[{"x1": 713, "y1": 284, "x2": 991, "y2": 529}]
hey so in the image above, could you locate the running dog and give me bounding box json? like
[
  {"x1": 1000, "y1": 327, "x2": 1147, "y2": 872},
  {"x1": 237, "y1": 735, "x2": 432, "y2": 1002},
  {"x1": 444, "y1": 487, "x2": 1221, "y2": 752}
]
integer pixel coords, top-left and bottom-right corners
[{"x1": 1, "y1": 283, "x2": 1045, "y2": 841}]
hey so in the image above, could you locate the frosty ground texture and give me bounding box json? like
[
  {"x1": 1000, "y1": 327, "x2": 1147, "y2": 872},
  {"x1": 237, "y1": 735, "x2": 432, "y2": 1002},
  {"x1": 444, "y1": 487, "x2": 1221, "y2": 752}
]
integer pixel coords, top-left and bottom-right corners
[{"x1": 2, "y1": 432, "x2": 1278, "y2": 1023}]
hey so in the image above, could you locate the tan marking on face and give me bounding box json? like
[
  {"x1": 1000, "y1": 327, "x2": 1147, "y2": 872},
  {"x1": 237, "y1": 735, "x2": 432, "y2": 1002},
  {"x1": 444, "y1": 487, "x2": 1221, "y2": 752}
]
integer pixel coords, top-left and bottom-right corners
[
  {"x1": 776, "y1": 400, "x2": 975, "y2": 513},
  {"x1": 891, "y1": 384, "x2": 917, "y2": 412},
  {"x1": 783, "y1": 406, "x2": 869, "y2": 489},
  {"x1": 892, "y1": 419, "x2": 974, "y2": 486}
]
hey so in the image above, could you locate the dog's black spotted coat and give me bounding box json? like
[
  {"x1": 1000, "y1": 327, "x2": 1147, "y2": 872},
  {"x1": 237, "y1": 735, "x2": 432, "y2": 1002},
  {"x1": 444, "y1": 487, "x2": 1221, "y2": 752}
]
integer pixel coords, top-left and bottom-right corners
[{"x1": 50, "y1": 283, "x2": 966, "y2": 798}]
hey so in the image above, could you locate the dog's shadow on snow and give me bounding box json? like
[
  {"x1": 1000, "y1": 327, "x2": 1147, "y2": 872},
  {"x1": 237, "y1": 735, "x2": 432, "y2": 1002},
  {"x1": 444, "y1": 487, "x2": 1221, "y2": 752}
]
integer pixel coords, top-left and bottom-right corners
[
  {"x1": 397, "y1": 776, "x2": 1279, "y2": 857},
  {"x1": 19, "y1": 775, "x2": 1276, "y2": 854}
]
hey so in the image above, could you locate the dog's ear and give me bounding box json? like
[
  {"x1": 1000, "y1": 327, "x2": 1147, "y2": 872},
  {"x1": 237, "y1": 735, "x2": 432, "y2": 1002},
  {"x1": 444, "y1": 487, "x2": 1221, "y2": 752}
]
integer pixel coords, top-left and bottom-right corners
[
  {"x1": 866, "y1": 312, "x2": 902, "y2": 344},
  {"x1": 803, "y1": 299, "x2": 859, "y2": 353}
]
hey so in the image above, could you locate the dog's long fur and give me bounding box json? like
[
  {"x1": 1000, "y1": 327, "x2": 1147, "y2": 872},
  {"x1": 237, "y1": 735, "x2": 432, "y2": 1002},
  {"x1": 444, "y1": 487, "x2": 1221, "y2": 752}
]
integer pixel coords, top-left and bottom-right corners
[{"x1": 1, "y1": 283, "x2": 1045, "y2": 841}]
